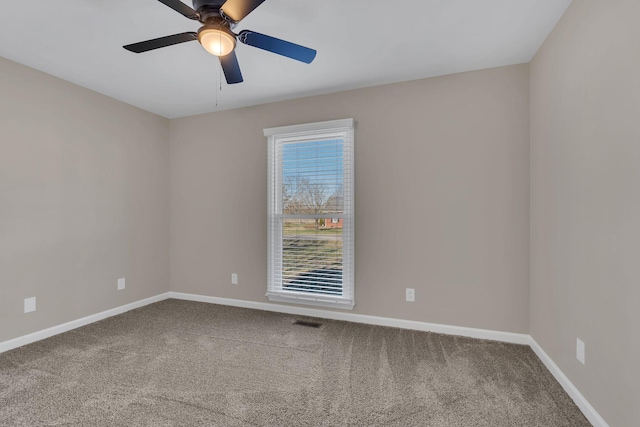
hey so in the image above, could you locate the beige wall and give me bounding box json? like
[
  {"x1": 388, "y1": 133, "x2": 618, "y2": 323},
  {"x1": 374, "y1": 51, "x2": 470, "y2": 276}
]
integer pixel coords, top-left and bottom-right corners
[
  {"x1": 530, "y1": 0, "x2": 640, "y2": 425},
  {"x1": 0, "y1": 57, "x2": 170, "y2": 343},
  {"x1": 0, "y1": 59, "x2": 530, "y2": 341},
  {"x1": 170, "y1": 64, "x2": 530, "y2": 333}
]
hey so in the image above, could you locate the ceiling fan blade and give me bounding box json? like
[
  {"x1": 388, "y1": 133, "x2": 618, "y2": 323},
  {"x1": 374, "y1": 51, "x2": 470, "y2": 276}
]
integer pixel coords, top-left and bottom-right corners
[
  {"x1": 238, "y1": 30, "x2": 316, "y2": 64},
  {"x1": 124, "y1": 32, "x2": 198, "y2": 53},
  {"x1": 157, "y1": 0, "x2": 199, "y2": 19},
  {"x1": 220, "y1": 0, "x2": 266, "y2": 23},
  {"x1": 220, "y1": 50, "x2": 244, "y2": 84}
]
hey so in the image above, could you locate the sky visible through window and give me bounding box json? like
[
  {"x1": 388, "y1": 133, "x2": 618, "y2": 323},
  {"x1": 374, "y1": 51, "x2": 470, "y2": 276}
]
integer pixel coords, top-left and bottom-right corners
[{"x1": 282, "y1": 138, "x2": 344, "y2": 213}]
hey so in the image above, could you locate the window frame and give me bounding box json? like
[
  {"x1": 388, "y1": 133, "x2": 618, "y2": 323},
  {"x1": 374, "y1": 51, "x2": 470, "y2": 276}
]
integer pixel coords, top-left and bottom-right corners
[{"x1": 264, "y1": 118, "x2": 355, "y2": 310}]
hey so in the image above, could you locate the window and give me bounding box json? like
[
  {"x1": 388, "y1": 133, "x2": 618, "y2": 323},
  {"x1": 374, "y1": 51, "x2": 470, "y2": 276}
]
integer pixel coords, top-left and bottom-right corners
[{"x1": 265, "y1": 119, "x2": 354, "y2": 309}]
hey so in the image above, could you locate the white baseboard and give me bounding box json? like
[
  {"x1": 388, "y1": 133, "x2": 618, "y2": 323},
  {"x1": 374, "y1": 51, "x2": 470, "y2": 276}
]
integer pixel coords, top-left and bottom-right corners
[
  {"x1": 528, "y1": 337, "x2": 609, "y2": 427},
  {"x1": 171, "y1": 293, "x2": 609, "y2": 426},
  {"x1": 0, "y1": 290, "x2": 609, "y2": 427},
  {"x1": 0, "y1": 293, "x2": 171, "y2": 354},
  {"x1": 168, "y1": 292, "x2": 530, "y2": 345}
]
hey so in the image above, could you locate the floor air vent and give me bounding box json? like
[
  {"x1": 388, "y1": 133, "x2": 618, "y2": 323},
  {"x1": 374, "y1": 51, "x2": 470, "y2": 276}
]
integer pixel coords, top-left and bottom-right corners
[{"x1": 293, "y1": 320, "x2": 322, "y2": 328}]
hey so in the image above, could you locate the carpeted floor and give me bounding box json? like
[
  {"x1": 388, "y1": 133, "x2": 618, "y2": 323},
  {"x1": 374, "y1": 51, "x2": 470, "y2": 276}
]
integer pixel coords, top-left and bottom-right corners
[{"x1": 0, "y1": 299, "x2": 591, "y2": 426}]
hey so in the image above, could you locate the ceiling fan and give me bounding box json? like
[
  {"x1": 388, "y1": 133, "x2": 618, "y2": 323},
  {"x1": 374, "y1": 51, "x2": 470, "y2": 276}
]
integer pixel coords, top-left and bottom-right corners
[{"x1": 123, "y1": 0, "x2": 317, "y2": 84}]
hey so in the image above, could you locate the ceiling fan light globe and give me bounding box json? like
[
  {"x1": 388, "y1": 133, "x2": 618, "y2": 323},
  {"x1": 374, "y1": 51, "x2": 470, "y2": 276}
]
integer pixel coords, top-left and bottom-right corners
[{"x1": 198, "y1": 28, "x2": 236, "y2": 57}]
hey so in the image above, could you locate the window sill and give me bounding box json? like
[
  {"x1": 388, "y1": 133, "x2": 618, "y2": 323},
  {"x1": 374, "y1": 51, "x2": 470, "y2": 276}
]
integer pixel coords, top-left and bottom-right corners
[{"x1": 266, "y1": 292, "x2": 355, "y2": 310}]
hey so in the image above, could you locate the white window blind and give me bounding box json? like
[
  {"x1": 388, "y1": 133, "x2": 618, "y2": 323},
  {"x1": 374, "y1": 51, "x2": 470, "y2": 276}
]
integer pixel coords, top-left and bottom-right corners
[{"x1": 265, "y1": 119, "x2": 354, "y2": 309}]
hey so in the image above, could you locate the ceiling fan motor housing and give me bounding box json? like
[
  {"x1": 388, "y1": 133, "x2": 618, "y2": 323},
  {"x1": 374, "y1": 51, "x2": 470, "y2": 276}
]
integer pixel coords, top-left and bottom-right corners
[
  {"x1": 192, "y1": 0, "x2": 226, "y2": 12},
  {"x1": 192, "y1": 0, "x2": 235, "y2": 27}
]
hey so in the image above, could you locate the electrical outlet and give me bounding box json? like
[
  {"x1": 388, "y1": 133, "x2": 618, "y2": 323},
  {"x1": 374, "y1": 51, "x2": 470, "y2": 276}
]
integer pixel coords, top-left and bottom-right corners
[
  {"x1": 405, "y1": 288, "x2": 415, "y2": 302},
  {"x1": 24, "y1": 297, "x2": 36, "y2": 313},
  {"x1": 231, "y1": 273, "x2": 238, "y2": 285},
  {"x1": 118, "y1": 278, "x2": 126, "y2": 290},
  {"x1": 576, "y1": 338, "x2": 585, "y2": 365}
]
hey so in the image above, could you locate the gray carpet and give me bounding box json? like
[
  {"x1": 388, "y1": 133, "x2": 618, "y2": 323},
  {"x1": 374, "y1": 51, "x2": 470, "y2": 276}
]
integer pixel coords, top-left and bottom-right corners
[{"x1": 0, "y1": 299, "x2": 591, "y2": 426}]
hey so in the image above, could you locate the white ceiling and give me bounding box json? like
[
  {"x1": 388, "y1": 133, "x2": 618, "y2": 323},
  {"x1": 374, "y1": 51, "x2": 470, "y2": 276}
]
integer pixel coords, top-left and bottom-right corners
[{"x1": 0, "y1": 0, "x2": 572, "y2": 118}]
